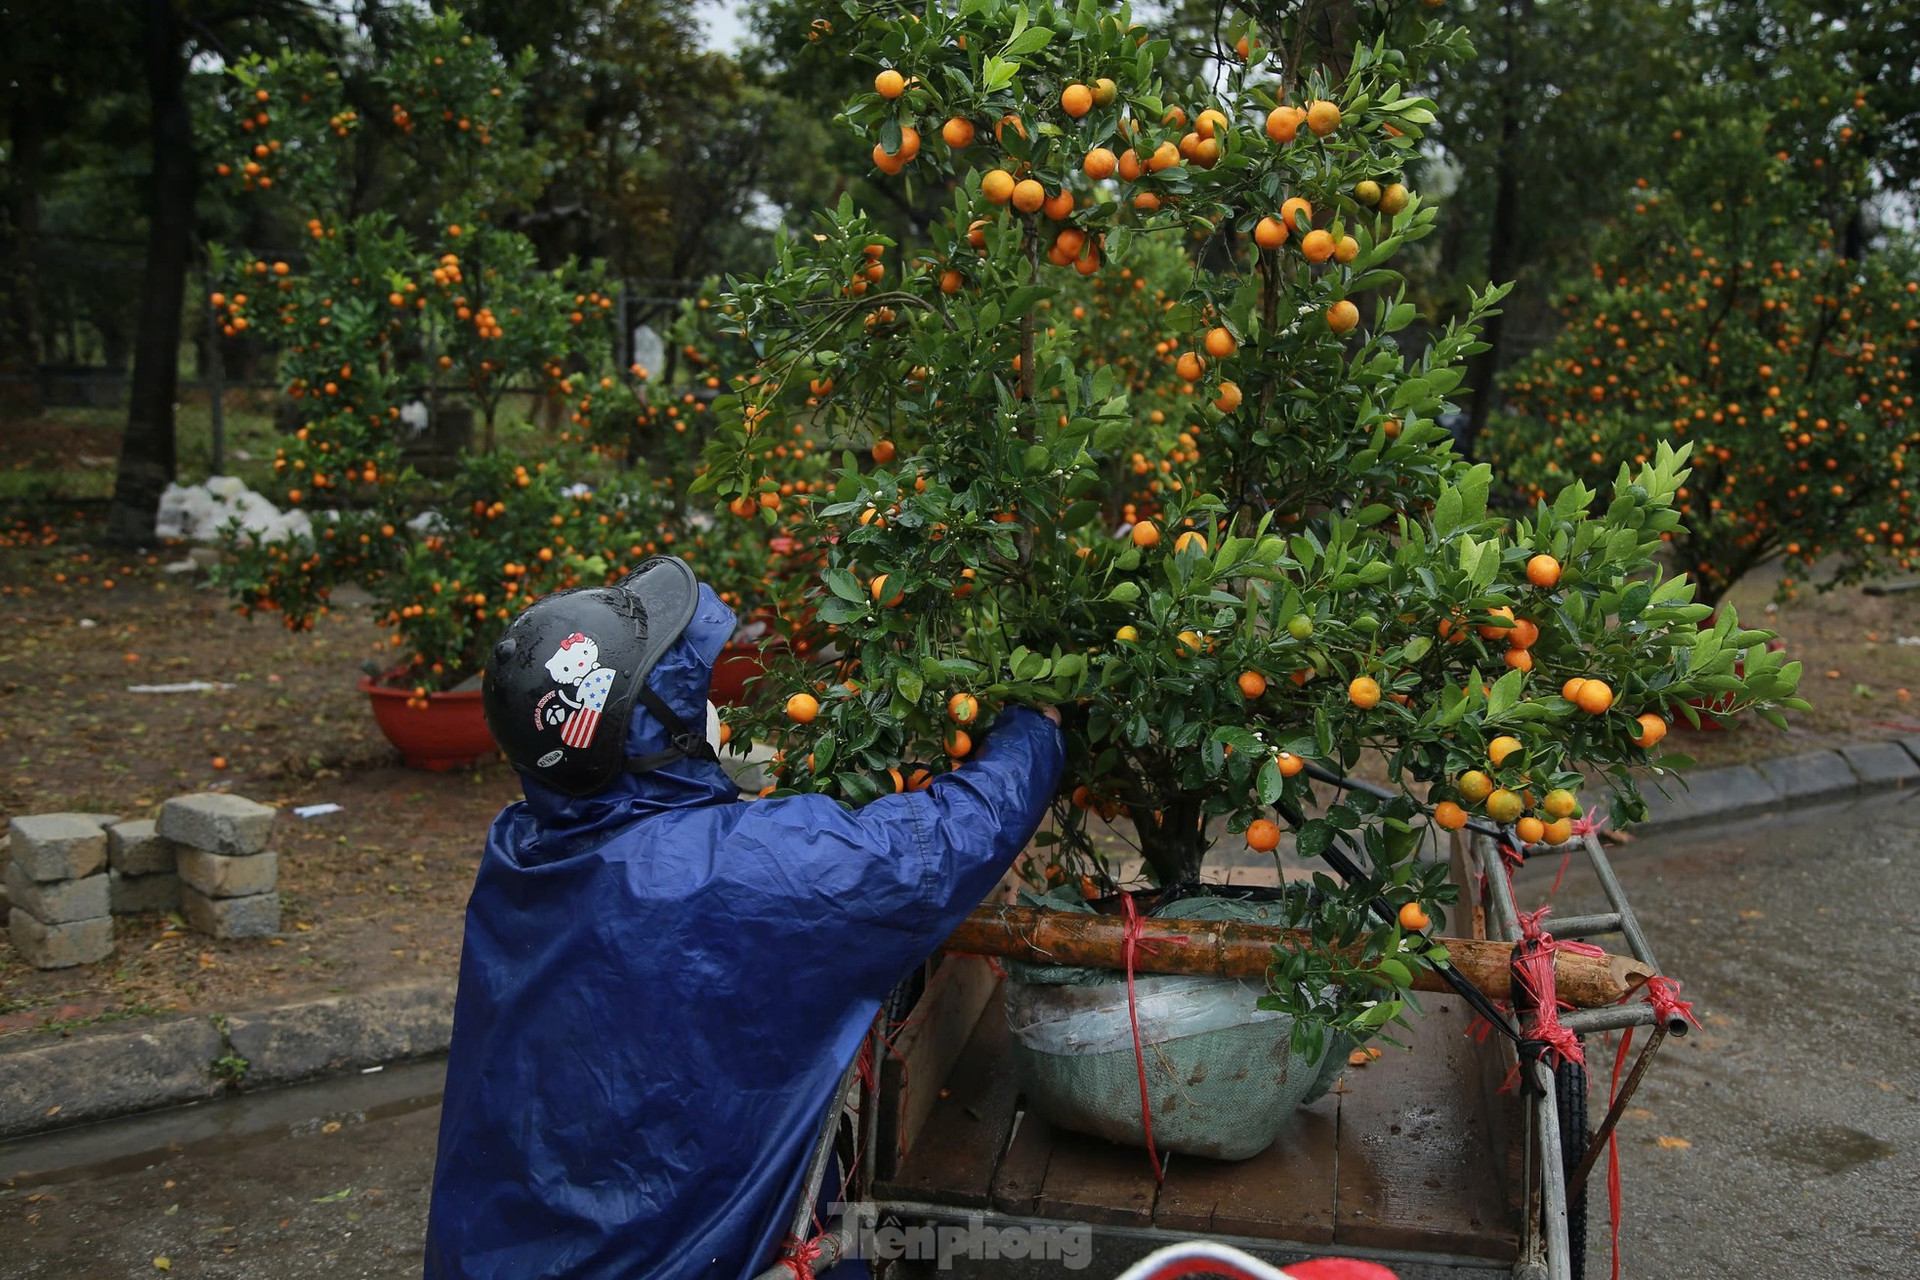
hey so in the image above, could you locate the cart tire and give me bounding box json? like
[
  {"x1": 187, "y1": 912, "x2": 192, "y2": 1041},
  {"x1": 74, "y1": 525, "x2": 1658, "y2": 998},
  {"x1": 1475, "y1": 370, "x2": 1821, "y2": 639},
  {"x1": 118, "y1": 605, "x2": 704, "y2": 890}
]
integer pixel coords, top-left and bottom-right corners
[{"x1": 1555, "y1": 1056, "x2": 1589, "y2": 1280}]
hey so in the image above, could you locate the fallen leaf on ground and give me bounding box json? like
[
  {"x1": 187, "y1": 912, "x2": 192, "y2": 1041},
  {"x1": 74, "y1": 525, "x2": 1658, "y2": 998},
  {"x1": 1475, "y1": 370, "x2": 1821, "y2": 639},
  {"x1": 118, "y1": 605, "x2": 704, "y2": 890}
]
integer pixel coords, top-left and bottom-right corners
[
  {"x1": 153, "y1": 1260, "x2": 170, "y2": 1272},
  {"x1": 312, "y1": 1187, "x2": 352, "y2": 1203},
  {"x1": 1656, "y1": 1135, "x2": 1692, "y2": 1150},
  {"x1": 1738, "y1": 910, "x2": 1764, "y2": 920}
]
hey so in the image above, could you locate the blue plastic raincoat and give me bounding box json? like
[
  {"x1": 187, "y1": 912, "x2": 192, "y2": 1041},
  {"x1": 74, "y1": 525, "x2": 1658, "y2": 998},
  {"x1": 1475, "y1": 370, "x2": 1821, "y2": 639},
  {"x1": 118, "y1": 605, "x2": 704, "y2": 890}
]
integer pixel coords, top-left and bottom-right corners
[{"x1": 424, "y1": 583, "x2": 1064, "y2": 1280}]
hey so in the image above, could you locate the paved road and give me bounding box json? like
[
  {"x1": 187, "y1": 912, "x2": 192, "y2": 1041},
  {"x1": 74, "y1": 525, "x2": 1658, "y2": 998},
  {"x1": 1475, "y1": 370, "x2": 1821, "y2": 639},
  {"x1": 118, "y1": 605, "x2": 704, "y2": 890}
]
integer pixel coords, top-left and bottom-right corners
[
  {"x1": 1, "y1": 790, "x2": 1915, "y2": 1278},
  {"x1": 1523, "y1": 788, "x2": 1920, "y2": 1279}
]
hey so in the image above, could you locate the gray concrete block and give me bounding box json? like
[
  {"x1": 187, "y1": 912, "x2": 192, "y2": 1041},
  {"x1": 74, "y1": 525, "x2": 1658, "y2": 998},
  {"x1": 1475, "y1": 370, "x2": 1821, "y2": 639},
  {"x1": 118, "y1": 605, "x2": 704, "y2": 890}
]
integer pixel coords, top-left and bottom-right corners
[
  {"x1": 4, "y1": 865, "x2": 109, "y2": 924},
  {"x1": 175, "y1": 848, "x2": 277, "y2": 899},
  {"x1": 73, "y1": 813, "x2": 122, "y2": 830},
  {"x1": 157, "y1": 793, "x2": 276, "y2": 856},
  {"x1": 1755, "y1": 750, "x2": 1861, "y2": 804},
  {"x1": 107, "y1": 819, "x2": 179, "y2": 876},
  {"x1": 110, "y1": 870, "x2": 182, "y2": 916},
  {"x1": 180, "y1": 887, "x2": 278, "y2": 939},
  {"x1": 1678, "y1": 763, "x2": 1783, "y2": 819},
  {"x1": 1901, "y1": 735, "x2": 1920, "y2": 767},
  {"x1": 0, "y1": 1015, "x2": 223, "y2": 1138},
  {"x1": 1637, "y1": 779, "x2": 1699, "y2": 828},
  {"x1": 7, "y1": 815, "x2": 107, "y2": 882},
  {"x1": 1839, "y1": 741, "x2": 1920, "y2": 787},
  {"x1": 223, "y1": 978, "x2": 457, "y2": 1087},
  {"x1": 9, "y1": 910, "x2": 112, "y2": 968}
]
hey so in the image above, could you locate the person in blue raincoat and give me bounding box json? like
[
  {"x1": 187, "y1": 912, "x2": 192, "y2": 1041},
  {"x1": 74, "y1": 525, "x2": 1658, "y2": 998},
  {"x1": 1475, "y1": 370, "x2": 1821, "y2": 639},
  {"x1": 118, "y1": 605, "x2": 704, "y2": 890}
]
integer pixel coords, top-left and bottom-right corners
[{"x1": 424, "y1": 556, "x2": 1064, "y2": 1280}]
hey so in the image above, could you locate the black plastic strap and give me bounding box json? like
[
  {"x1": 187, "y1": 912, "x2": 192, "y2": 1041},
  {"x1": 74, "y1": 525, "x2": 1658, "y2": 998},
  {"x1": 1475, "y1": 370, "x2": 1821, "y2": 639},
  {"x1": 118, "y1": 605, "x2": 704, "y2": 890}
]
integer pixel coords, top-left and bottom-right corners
[
  {"x1": 624, "y1": 686, "x2": 720, "y2": 775},
  {"x1": 1273, "y1": 796, "x2": 1525, "y2": 1050}
]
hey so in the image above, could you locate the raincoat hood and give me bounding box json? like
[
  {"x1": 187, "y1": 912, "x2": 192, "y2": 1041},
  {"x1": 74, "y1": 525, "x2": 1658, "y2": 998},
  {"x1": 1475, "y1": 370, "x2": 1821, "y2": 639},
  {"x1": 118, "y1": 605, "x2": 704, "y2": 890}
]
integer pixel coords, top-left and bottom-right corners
[{"x1": 513, "y1": 581, "x2": 739, "y2": 848}]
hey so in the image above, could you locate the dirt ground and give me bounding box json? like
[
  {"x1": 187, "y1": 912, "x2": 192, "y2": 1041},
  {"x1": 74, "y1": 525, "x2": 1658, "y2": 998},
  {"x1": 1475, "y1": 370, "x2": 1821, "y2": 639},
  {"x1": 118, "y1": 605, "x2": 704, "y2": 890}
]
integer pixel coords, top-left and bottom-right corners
[
  {"x1": 0, "y1": 514, "x2": 517, "y2": 1041},
  {"x1": 1, "y1": 486, "x2": 1916, "y2": 1040}
]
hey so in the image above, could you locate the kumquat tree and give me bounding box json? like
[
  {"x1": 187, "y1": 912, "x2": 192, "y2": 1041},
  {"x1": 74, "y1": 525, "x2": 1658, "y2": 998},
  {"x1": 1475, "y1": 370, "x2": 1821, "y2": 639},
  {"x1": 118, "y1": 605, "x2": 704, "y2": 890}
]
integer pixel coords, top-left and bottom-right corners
[
  {"x1": 1483, "y1": 88, "x2": 1920, "y2": 606},
  {"x1": 699, "y1": 0, "x2": 1804, "y2": 1047},
  {"x1": 208, "y1": 11, "x2": 699, "y2": 690}
]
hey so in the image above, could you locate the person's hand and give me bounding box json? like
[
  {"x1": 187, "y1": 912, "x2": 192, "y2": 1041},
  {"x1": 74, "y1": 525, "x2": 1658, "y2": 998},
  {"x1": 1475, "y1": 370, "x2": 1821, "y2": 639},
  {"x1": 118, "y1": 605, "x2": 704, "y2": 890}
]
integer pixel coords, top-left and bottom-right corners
[{"x1": 1039, "y1": 705, "x2": 1061, "y2": 726}]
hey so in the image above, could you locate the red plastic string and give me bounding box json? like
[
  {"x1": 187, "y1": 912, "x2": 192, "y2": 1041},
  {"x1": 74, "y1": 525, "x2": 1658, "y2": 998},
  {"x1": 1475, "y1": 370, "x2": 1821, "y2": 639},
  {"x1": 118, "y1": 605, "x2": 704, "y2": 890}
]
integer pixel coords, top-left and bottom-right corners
[
  {"x1": 1605, "y1": 1024, "x2": 1633, "y2": 1280},
  {"x1": 1510, "y1": 908, "x2": 1588, "y2": 1073},
  {"x1": 876, "y1": 1010, "x2": 923, "y2": 1162},
  {"x1": 1599, "y1": 977, "x2": 1699, "y2": 1278},
  {"x1": 1120, "y1": 893, "x2": 1187, "y2": 1184},
  {"x1": 1641, "y1": 975, "x2": 1700, "y2": 1030},
  {"x1": 778, "y1": 1234, "x2": 823, "y2": 1280}
]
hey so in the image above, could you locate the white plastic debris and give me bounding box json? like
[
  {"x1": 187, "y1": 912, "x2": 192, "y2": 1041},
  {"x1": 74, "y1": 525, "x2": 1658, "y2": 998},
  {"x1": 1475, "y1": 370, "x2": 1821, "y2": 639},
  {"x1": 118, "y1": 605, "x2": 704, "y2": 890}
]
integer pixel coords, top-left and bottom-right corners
[
  {"x1": 155, "y1": 476, "x2": 314, "y2": 546},
  {"x1": 292, "y1": 803, "x2": 343, "y2": 819},
  {"x1": 126, "y1": 681, "x2": 236, "y2": 694}
]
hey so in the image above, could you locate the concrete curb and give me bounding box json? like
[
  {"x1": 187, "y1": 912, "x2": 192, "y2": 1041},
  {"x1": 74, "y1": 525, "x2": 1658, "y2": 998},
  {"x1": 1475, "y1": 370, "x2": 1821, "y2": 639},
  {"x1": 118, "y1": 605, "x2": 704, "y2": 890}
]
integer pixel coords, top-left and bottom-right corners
[
  {"x1": 1635, "y1": 736, "x2": 1920, "y2": 834},
  {"x1": 0, "y1": 738, "x2": 1914, "y2": 1144},
  {"x1": 0, "y1": 977, "x2": 454, "y2": 1142}
]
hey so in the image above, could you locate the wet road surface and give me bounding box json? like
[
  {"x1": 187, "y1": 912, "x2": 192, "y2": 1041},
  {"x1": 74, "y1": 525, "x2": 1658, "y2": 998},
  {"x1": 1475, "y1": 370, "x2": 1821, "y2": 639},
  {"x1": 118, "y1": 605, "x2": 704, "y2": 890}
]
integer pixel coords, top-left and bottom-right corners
[
  {"x1": 1522, "y1": 787, "x2": 1920, "y2": 1278},
  {"x1": 0, "y1": 789, "x2": 1915, "y2": 1278}
]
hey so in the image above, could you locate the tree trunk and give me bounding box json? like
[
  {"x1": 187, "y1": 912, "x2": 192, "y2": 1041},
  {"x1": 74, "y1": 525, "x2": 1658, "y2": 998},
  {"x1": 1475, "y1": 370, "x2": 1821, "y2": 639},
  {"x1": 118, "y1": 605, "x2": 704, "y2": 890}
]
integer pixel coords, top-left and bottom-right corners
[
  {"x1": 1, "y1": 107, "x2": 46, "y2": 416},
  {"x1": 949, "y1": 906, "x2": 1655, "y2": 1008},
  {"x1": 1130, "y1": 793, "x2": 1208, "y2": 887},
  {"x1": 108, "y1": 0, "x2": 195, "y2": 545},
  {"x1": 1458, "y1": 0, "x2": 1529, "y2": 461}
]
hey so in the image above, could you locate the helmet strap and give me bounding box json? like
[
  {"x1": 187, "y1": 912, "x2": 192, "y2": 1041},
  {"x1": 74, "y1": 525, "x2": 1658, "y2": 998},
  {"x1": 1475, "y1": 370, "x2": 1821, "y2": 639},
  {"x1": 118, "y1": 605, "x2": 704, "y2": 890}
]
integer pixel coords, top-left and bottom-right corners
[{"x1": 624, "y1": 685, "x2": 722, "y2": 775}]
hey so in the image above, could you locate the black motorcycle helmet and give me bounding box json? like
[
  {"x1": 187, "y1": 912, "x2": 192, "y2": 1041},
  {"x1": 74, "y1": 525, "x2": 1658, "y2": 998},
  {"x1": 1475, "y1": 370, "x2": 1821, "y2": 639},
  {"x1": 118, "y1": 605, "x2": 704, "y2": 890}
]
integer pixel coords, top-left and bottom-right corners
[{"x1": 481, "y1": 556, "x2": 719, "y2": 797}]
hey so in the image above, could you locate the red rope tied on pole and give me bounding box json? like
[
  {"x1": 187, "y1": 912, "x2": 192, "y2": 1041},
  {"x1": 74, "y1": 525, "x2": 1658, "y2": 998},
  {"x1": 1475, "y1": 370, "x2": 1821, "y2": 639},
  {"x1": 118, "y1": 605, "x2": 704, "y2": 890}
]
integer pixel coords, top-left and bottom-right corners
[
  {"x1": 1510, "y1": 907, "x2": 1593, "y2": 1073},
  {"x1": 1601, "y1": 976, "x2": 1700, "y2": 1280},
  {"x1": 1120, "y1": 893, "x2": 1187, "y2": 1184},
  {"x1": 1640, "y1": 975, "x2": 1699, "y2": 1030},
  {"x1": 778, "y1": 1235, "x2": 823, "y2": 1280}
]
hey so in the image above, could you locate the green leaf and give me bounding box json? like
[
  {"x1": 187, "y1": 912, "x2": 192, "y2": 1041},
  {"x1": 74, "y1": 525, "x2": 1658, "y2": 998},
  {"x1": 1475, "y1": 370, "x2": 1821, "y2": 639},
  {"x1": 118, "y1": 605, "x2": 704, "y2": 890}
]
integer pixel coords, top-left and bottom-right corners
[
  {"x1": 1486, "y1": 668, "x2": 1524, "y2": 718},
  {"x1": 1002, "y1": 26, "x2": 1054, "y2": 57},
  {"x1": 1296, "y1": 819, "x2": 1334, "y2": 860},
  {"x1": 1257, "y1": 757, "x2": 1284, "y2": 805},
  {"x1": 824, "y1": 568, "x2": 865, "y2": 603}
]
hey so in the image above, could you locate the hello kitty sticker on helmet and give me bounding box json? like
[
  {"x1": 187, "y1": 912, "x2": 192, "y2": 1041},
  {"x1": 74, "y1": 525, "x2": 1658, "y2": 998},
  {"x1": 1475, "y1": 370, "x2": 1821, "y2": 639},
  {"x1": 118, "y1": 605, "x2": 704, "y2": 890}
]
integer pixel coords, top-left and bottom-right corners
[{"x1": 537, "y1": 631, "x2": 619, "y2": 750}]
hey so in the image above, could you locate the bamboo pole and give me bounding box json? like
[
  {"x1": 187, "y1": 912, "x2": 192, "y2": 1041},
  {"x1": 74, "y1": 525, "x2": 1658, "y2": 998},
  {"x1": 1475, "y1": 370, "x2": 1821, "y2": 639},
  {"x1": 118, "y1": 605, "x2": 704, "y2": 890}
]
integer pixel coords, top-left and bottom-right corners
[{"x1": 947, "y1": 905, "x2": 1653, "y2": 1009}]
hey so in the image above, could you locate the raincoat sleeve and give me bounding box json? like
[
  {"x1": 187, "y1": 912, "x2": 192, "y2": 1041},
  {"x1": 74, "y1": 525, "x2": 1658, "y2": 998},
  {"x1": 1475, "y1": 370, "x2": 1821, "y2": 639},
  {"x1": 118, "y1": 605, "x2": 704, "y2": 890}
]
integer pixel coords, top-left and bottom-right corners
[{"x1": 847, "y1": 705, "x2": 1065, "y2": 945}]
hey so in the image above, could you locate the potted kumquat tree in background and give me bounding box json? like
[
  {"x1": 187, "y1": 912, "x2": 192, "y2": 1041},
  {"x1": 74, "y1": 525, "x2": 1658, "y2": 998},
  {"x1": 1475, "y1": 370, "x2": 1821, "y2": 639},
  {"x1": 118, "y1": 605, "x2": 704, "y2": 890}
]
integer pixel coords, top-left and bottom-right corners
[
  {"x1": 206, "y1": 12, "x2": 760, "y2": 767},
  {"x1": 699, "y1": 0, "x2": 1804, "y2": 1158}
]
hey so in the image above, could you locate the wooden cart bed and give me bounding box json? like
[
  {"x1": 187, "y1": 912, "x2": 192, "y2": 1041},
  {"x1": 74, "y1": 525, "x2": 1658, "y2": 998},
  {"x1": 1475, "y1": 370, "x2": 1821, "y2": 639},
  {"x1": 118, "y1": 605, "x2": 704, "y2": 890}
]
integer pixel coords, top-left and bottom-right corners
[{"x1": 872, "y1": 963, "x2": 1520, "y2": 1265}]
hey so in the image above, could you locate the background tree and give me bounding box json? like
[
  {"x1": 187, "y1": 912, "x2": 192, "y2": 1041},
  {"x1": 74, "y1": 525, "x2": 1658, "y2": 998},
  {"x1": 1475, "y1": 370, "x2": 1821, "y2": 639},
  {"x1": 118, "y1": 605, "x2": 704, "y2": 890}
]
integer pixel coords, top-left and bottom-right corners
[
  {"x1": 104, "y1": 0, "x2": 346, "y2": 545},
  {"x1": 1482, "y1": 69, "x2": 1919, "y2": 605}
]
